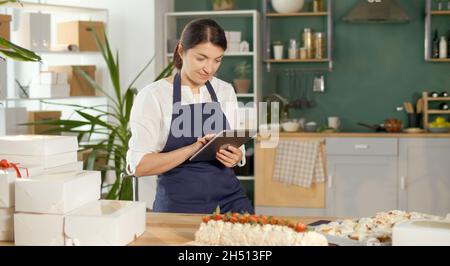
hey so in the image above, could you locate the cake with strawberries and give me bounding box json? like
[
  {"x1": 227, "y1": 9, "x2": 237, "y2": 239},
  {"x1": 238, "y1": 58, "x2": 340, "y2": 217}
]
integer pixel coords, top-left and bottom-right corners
[{"x1": 194, "y1": 213, "x2": 328, "y2": 246}]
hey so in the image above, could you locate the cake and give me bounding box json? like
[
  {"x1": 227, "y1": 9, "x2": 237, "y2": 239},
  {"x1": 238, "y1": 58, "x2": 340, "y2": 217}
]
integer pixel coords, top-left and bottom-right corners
[
  {"x1": 314, "y1": 210, "x2": 444, "y2": 245},
  {"x1": 194, "y1": 213, "x2": 328, "y2": 246}
]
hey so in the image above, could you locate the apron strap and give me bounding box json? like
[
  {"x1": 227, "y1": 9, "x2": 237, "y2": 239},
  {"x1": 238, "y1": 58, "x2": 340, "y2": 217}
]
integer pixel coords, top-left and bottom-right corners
[{"x1": 173, "y1": 73, "x2": 219, "y2": 104}]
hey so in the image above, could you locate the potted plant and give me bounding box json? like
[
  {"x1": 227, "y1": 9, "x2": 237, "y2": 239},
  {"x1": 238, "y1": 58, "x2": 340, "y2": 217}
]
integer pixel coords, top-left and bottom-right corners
[
  {"x1": 233, "y1": 61, "x2": 251, "y2": 94},
  {"x1": 212, "y1": 0, "x2": 235, "y2": 11}
]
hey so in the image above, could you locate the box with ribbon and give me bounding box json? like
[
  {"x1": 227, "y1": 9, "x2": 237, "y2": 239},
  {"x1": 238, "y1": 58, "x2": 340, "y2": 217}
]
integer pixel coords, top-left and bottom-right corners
[{"x1": 0, "y1": 159, "x2": 43, "y2": 208}]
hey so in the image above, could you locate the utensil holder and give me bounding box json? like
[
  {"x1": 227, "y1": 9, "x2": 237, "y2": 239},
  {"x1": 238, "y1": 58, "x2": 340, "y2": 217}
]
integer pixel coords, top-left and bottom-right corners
[{"x1": 408, "y1": 113, "x2": 421, "y2": 128}]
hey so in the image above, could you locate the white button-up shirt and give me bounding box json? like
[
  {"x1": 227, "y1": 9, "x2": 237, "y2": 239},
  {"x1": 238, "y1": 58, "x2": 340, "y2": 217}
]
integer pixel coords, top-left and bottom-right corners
[{"x1": 126, "y1": 77, "x2": 246, "y2": 175}]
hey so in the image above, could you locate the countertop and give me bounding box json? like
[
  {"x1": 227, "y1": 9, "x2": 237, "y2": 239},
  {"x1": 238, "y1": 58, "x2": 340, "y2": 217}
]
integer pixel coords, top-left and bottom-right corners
[
  {"x1": 270, "y1": 132, "x2": 450, "y2": 138},
  {"x1": 0, "y1": 213, "x2": 337, "y2": 246}
]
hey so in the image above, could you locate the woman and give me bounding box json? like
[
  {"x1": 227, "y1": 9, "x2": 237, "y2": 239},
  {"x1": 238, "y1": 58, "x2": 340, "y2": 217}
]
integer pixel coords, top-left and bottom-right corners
[{"x1": 126, "y1": 18, "x2": 254, "y2": 214}]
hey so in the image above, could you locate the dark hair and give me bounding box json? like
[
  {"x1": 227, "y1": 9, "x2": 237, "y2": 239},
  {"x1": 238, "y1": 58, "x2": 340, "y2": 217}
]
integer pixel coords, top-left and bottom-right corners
[{"x1": 173, "y1": 18, "x2": 227, "y2": 70}]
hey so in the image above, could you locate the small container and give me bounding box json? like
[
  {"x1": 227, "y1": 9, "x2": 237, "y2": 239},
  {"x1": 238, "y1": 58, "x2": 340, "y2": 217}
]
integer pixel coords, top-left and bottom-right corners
[
  {"x1": 441, "y1": 91, "x2": 449, "y2": 97},
  {"x1": 299, "y1": 47, "x2": 307, "y2": 59},
  {"x1": 407, "y1": 113, "x2": 421, "y2": 128},
  {"x1": 440, "y1": 103, "x2": 449, "y2": 110},
  {"x1": 314, "y1": 32, "x2": 325, "y2": 59},
  {"x1": 288, "y1": 39, "x2": 299, "y2": 59},
  {"x1": 313, "y1": 0, "x2": 324, "y2": 12},
  {"x1": 302, "y1": 28, "x2": 313, "y2": 59},
  {"x1": 273, "y1": 43, "x2": 284, "y2": 60}
]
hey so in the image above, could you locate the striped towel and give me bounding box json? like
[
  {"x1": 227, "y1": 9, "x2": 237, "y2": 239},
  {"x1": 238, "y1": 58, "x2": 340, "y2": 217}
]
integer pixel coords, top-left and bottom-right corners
[{"x1": 272, "y1": 140, "x2": 325, "y2": 188}]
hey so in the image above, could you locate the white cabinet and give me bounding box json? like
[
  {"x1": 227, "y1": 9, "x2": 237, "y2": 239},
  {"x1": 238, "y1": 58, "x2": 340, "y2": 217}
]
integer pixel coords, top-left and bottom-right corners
[
  {"x1": 399, "y1": 138, "x2": 450, "y2": 216},
  {"x1": 326, "y1": 138, "x2": 398, "y2": 218}
]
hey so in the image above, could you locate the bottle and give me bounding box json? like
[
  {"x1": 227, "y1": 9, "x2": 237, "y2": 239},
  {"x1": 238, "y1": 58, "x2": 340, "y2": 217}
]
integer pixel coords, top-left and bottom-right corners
[
  {"x1": 440, "y1": 103, "x2": 449, "y2": 110},
  {"x1": 439, "y1": 36, "x2": 448, "y2": 59},
  {"x1": 430, "y1": 91, "x2": 439, "y2": 98},
  {"x1": 448, "y1": 31, "x2": 450, "y2": 58},
  {"x1": 432, "y1": 30, "x2": 439, "y2": 58},
  {"x1": 441, "y1": 91, "x2": 449, "y2": 97}
]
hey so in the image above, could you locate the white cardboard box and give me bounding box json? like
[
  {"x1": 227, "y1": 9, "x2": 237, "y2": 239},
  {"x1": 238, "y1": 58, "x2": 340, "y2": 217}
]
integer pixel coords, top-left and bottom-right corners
[
  {"x1": 0, "y1": 211, "x2": 14, "y2": 241},
  {"x1": 2, "y1": 152, "x2": 77, "y2": 169},
  {"x1": 227, "y1": 42, "x2": 241, "y2": 53},
  {"x1": 0, "y1": 135, "x2": 78, "y2": 156},
  {"x1": 225, "y1": 31, "x2": 241, "y2": 43},
  {"x1": 14, "y1": 213, "x2": 64, "y2": 246},
  {"x1": 1, "y1": 165, "x2": 44, "y2": 208},
  {"x1": 15, "y1": 171, "x2": 101, "y2": 214},
  {"x1": 65, "y1": 200, "x2": 146, "y2": 246},
  {"x1": 29, "y1": 83, "x2": 70, "y2": 98},
  {"x1": 0, "y1": 108, "x2": 28, "y2": 136},
  {"x1": 44, "y1": 161, "x2": 83, "y2": 176}
]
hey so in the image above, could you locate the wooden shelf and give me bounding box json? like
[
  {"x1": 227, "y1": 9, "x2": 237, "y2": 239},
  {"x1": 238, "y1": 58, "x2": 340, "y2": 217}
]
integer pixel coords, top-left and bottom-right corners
[
  {"x1": 431, "y1": 10, "x2": 450, "y2": 15},
  {"x1": 266, "y1": 12, "x2": 328, "y2": 17},
  {"x1": 265, "y1": 58, "x2": 329, "y2": 63},
  {"x1": 427, "y1": 58, "x2": 450, "y2": 62},
  {"x1": 166, "y1": 52, "x2": 254, "y2": 57},
  {"x1": 236, "y1": 93, "x2": 255, "y2": 98},
  {"x1": 427, "y1": 110, "x2": 450, "y2": 114},
  {"x1": 427, "y1": 97, "x2": 450, "y2": 101}
]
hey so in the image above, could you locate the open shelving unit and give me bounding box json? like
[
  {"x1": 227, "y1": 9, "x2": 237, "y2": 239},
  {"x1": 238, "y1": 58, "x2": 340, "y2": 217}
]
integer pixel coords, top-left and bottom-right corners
[
  {"x1": 424, "y1": 0, "x2": 450, "y2": 62},
  {"x1": 262, "y1": 0, "x2": 334, "y2": 71},
  {"x1": 0, "y1": 1, "x2": 109, "y2": 142},
  {"x1": 422, "y1": 92, "x2": 450, "y2": 130}
]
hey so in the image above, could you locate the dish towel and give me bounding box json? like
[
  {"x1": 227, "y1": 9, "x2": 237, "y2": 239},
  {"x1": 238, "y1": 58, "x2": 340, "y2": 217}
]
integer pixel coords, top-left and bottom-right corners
[{"x1": 272, "y1": 140, "x2": 325, "y2": 188}]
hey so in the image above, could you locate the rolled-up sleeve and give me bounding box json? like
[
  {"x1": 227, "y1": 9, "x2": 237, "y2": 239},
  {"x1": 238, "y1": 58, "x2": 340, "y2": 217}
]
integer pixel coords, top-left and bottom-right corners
[
  {"x1": 220, "y1": 82, "x2": 247, "y2": 167},
  {"x1": 126, "y1": 88, "x2": 163, "y2": 175}
]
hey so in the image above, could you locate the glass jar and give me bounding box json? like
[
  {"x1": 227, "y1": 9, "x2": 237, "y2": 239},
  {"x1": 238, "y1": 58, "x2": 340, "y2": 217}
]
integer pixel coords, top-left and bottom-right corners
[
  {"x1": 302, "y1": 28, "x2": 312, "y2": 59},
  {"x1": 314, "y1": 32, "x2": 325, "y2": 59},
  {"x1": 288, "y1": 39, "x2": 299, "y2": 59},
  {"x1": 313, "y1": 0, "x2": 324, "y2": 12}
]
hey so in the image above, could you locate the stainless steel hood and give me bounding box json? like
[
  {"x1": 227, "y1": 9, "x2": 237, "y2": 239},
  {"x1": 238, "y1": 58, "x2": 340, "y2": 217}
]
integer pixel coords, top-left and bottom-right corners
[{"x1": 343, "y1": 0, "x2": 410, "y2": 23}]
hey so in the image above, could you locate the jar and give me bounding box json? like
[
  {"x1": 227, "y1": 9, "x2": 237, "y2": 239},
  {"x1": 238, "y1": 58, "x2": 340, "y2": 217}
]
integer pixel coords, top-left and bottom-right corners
[
  {"x1": 313, "y1": 0, "x2": 324, "y2": 12},
  {"x1": 314, "y1": 32, "x2": 325, "y2": 59},
  {"x1": 288, "y1": 39, "x2": 299, "y2": 59},
  {"x1": 302, "y1": 28, "x2": 312, "y2": 59}
]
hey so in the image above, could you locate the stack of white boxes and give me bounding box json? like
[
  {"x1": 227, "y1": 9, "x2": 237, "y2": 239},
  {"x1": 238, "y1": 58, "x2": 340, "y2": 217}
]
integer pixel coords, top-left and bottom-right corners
[
  {"x1": 0, "y1": 163, "x2": 43, "y2": 241},
  {"x1": 0, "y1": 107, "x2": 28, "y2": 136},
  {"x1": 225, "y1": 31, "x2": 242, "y2": 53},
  {"x1": 0, "y1": 135, "x2": 146, "y2": 246},
  {"x1": 29, "y1": 71, "x2": 70, "y2": 98}
]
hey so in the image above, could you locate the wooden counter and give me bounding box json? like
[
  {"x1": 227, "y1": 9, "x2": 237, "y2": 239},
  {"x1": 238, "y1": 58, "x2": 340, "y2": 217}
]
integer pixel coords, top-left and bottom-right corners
[
  {"x1": 276, "y1": 132, "x2": 450, "y2": 138},
  {"x1": 0, "y1": 212, "x2": 336, "y2": 246}
]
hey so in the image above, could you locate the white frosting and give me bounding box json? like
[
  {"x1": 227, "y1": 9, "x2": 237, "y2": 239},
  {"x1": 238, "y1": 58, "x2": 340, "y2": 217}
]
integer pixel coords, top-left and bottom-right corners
[{"x1": 194, "y1": 220, "x2": 328, "y2": 246}]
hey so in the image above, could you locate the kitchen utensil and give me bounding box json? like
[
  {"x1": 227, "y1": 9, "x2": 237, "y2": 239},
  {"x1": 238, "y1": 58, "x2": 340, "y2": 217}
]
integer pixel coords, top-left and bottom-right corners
[
  {"x1": 357, "y1": 122, "x2": 386, "y2": 132},
  {"x1": 304, "y1": 121, "x2": 318, "y2": 132},
  {"x1": 416, "y1": 99, "x2": 423, "y2": 114},
  {"x1": 403, "y1": 102, "x2": 414, "y2": 114},
  {"x1": 384, "y1": 118, "x2": 403, "y2": 133},
  {"x1": 313, "y1": 73, "x2": 325, "y2": 93}
]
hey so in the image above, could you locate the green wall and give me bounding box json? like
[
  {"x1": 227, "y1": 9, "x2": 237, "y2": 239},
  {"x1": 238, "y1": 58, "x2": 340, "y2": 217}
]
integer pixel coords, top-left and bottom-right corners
[{"x1": 175, "y1": 0, "x2": 450, "y2": 132}]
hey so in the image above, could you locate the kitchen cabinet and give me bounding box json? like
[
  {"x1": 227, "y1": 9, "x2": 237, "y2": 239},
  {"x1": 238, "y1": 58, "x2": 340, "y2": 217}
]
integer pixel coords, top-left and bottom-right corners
[
  {"x1": 255, "y1": 136, "x2": 326, "y2": 216},
  {"x1": 399, "y1": 138, "x2": 450, "y2": 217},
  {"x1": 326, "y1": 138, "x2": 398, "y2": 218}
]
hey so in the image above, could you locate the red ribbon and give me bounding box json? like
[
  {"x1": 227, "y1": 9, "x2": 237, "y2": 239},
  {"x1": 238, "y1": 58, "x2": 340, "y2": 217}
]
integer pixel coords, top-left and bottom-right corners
[{"x1": 0, "y1": 159, "x2": 26, "y2": 178}]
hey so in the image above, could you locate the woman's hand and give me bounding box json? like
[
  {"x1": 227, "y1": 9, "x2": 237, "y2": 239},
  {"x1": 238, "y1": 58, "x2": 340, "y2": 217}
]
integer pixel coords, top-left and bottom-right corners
[
  {"x1": 216, "y1": 145, "x2": 243, "y2": 168},
  {"x1": 190, "y1": 134, "x2": 215, "y2": 154}
]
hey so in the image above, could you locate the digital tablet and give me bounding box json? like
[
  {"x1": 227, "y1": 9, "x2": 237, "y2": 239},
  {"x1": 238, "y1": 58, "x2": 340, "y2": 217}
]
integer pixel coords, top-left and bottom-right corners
[{"x1": 189, "y1": 129, "x2": 257, "y2": 162}]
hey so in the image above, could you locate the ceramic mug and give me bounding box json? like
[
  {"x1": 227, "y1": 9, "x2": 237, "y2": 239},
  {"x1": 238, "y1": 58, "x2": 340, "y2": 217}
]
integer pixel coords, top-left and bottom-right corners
[{"x1": 328, "y1": 117, "x2": 341, "y2": 130}]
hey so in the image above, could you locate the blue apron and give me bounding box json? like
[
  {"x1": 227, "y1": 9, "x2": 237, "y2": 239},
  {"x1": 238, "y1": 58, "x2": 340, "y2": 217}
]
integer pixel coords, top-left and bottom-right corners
[{"x1": 153, "y1": 73, "x2": 254, "y2": 214}]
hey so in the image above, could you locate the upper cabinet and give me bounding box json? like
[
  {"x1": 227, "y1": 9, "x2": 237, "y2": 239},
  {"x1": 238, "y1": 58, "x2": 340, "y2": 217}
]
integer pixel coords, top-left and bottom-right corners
[
  {"x1": 425, "y1": 0, "x2": 450, "y2": 62},
  {"x1": 262, "y1": 0, "x2": 333, "y2": 71}
]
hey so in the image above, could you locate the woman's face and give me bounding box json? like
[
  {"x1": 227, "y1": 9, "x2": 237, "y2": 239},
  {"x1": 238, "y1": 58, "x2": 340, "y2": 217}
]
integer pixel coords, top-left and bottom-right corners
[{"x1": 179, "y1": 42, "x2": 224, "y2": 85}]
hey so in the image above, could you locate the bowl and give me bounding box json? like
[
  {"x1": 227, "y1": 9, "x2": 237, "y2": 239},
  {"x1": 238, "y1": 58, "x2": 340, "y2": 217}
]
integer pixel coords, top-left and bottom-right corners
[
  {"x1": 304, "y1": 122, "x2": 318, "y2": 132},
  {"x1": 271, "y1": 0, "x2": 305, "y2": 13},
  {"x1": 428, "y1": 127, "x2": 450, "y2": 133},
  {"x1": 282, "y1": 120, "x2": 301, "y2": 132}
]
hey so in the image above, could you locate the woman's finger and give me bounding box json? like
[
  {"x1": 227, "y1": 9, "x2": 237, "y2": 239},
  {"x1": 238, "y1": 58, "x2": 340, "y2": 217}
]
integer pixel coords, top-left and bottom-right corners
[
  {"x1": 219, "y1": 149, "x2": 238, "y2": 163},
  {"x1": 217, "y1": 156, "x2": 232, "y2": 168},
  {"x1": 216, "y1": 152, "x2": 235, "y2": 165}
]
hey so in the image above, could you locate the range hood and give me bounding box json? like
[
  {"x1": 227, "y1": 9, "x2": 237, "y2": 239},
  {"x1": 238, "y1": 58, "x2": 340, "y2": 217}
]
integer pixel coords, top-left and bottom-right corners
[{"x1": 343, "y1": 0, "x2": 410, "y2": 23}]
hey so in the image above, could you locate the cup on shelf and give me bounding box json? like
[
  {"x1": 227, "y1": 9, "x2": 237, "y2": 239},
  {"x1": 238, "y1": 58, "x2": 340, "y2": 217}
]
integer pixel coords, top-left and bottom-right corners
[{"x1": 273, "y1": 43, "x2": 284, "y2": 60}]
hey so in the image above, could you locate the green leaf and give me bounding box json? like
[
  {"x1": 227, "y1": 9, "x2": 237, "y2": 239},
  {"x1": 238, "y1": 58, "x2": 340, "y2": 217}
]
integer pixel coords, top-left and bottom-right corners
[{"x1": 0, "y1": 38, "x2": 41, "y2": 62}]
